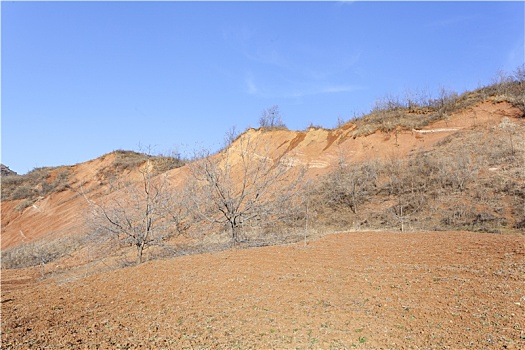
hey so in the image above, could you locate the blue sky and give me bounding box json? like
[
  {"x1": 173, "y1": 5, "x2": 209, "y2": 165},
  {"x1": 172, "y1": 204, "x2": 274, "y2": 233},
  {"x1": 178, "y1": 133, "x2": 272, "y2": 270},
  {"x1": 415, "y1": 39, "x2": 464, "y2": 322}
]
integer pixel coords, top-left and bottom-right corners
[{"x1": 2, "y1": 1, "x2": 524, "y2": 174}]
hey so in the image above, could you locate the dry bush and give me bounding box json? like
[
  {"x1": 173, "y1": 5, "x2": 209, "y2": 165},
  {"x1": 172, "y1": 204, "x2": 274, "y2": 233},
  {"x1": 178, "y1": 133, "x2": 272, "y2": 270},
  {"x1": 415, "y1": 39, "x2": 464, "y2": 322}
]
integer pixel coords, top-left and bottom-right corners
[
  {"x1": 315, "y1": 119, "x2": 524, "y2": 233},
  {"x1": 85, "y1": 160, "x2": 188, "y2": 264},
  {"x1": 186, "y1": 134, "x2": 305, "y2": 245},
  {"x1": 1, "y1": 167, "x2": 70, "y2": 201},
  {"x1": 349, "y1": 66, "x2": 523, "y2": 138},
  {"x1": 352, "y1": 90, "x2": 458, "y2": 137},
  {"x1": 321, "y1": 158, "x2": 379, "y2": 214},
  {"x1": 97, "y1": 150, "x2": 185, "y2": 186},
  {"x1": 150, "y1": 155, "x2": 185, "y2": 174},
  {"x1": 259, "y1": 105, "x2": 287, "y2": 130},
  {"x1": 1, "y1": 235, "x2": 82, "y2": 270},
  {"x1": 440, "y1": 202, "x2": 507, "y2": 233},
  {"x1": 14, "y1": 199, "x2": 34, "y2": 212},
  {"x1": 10, "y1": 185, "x2": 36, "y2": 200},
  {"x1": 114, "y1": 150, "x2": 185, "y2": 173},
  {"x1": 1, "y1": 175, "x2": 25, "y2": 200},
  {"x1": 111, "y1": 150, "x2": 149, "y2": 171}
]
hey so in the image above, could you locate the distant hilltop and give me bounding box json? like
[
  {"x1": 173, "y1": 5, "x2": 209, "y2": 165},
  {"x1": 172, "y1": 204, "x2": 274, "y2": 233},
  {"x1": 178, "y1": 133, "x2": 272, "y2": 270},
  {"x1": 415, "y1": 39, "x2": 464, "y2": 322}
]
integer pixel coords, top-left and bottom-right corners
[{"x1": 1, "y1": 164, "x2": 18, "y2": 177}]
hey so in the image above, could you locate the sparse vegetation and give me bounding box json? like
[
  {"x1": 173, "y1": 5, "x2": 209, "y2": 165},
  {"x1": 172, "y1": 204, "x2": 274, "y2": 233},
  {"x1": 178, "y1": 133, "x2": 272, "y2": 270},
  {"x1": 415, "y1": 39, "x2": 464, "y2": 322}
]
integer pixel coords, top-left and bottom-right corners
[
  {"x1": 349, "y1": 65, "x2": 525, "y2": 138},
  {"x1": 1, "y1": 234, "x2": 82, "y2": 270},
  {"x1": 1, "y1": 166, "x2": 70, "y2": 202},
  {"x1": 106, "y1": 149, "x2": 184, "y2": 174},
  {"x1": 186, "y1": 134, "x2": 305, "y2": 245},
  {"x1": 259, "y1": 105, "x2": 287, "y2": 130},
  {"x1": 85, "y1": 158, "x2": 187, "y2": 264},
  {"x1": 314, "y1": 118, "x2": 525, "y2": 233}
]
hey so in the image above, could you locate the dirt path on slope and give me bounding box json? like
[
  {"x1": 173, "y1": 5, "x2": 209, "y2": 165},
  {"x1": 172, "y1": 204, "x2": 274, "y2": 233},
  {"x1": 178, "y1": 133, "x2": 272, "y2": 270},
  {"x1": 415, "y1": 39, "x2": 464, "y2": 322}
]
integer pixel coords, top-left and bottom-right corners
[{"x1": 2, "y1": 231, "x2": 524, "y2": 349}]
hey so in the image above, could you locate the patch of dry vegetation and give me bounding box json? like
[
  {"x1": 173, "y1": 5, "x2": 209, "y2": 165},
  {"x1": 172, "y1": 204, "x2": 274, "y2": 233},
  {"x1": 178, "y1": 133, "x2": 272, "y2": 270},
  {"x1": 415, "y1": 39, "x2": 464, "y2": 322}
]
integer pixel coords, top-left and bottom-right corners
[
  {"x1": 1, "y1": 166, "x2": 70, "y2": 205},
  {"x1": 313, "y1": 118, "x2": 525, "y2": 233},
  {"x1": 350, "y1": 65, "x2": 525, "y2": 137},
  {"x1": 96, "y1": 150, "x2": 185, "y2": 181},
  {"x1": 1, "y1": 234, "x2": 82, "y2": 270}
]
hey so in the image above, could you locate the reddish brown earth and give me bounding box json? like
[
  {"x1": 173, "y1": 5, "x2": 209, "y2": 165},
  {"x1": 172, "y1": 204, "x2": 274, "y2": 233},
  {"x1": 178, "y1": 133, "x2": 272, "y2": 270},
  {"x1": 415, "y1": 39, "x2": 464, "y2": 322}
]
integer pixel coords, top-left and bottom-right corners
[
  {"x1": 2, "y1": 98, "x2": 524, "y2": 348},
  {"x1": 2, "y1": 100, "x2": 519, "y2": 250},
  {"x1": 2, "y1": 231, "x2": 524, "y2": 349}
]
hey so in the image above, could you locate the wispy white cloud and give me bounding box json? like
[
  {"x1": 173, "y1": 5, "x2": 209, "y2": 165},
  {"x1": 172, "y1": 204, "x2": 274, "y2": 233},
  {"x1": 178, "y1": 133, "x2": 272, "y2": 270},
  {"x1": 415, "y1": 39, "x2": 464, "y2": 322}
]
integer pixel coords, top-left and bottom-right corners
[
  {"x1": 242, "y1": 48, "x2": 289, "y2": 70},
  {"x1": 229, "y1": 24, "x2": 363, "y2": 100},
  {"x1": 505, "y1": 39, "x2": 525, "y2": 70},
  {"x1": 426, "y1": 14, "x2": 481, "y2": 28},
  {"x1": 285, "y1": 84, "x2": 364, "y2": 99},
  {"x1": 244, "y1": 73, "x2": 363, "y2": 99},
  {"x1": 242, "y1": 41, "x2": 361, "y2": 81},
  {"x1": 245, "y1": 73, "x2": 259, "y2": 95}
]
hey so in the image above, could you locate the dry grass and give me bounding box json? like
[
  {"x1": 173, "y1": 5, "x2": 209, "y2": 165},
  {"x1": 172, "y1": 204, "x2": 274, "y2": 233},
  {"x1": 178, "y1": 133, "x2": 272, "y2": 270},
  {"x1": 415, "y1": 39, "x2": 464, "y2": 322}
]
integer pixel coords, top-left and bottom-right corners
[
  {"x1": 1, "y1": 234, "x2": 82, "y2": 270},
  {"x1": 314, "y1": 122, "x2": 525, "y2": 234},
  {"x1": 350, "y1": 66, "x2": 524, "y2": 137},
  {"x1": 1, "y1": 166, "x2": 70, "y2": 202},
  {"x1": 97, "y1": 150, "x2": 185, "y2": 182}
]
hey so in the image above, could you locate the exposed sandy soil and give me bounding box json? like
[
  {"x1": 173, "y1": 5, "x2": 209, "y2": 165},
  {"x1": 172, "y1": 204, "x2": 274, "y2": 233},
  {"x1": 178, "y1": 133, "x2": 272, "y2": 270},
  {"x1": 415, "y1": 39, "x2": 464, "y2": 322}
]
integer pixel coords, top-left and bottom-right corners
[
  {"x1": 2, "y1": 100, "x2": 519, "y2": 251},
  {"x1": 2, "y1": 231, "x2": 524, "y2": 349}
]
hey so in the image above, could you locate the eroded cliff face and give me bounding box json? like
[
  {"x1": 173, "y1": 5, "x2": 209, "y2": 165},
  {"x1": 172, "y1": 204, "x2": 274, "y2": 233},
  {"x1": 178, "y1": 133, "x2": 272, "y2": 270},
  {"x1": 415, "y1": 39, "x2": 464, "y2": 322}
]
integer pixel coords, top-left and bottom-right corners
[{"x1": 1, "y1": 100, "x2": 523, "y2": 250}]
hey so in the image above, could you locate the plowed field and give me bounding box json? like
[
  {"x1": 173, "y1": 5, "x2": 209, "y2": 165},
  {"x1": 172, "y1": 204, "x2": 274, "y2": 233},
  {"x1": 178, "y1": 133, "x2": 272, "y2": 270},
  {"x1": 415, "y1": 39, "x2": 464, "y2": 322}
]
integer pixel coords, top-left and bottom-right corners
[{"x1": 2, "y1": 231, "x2": 524, "y2": 349}]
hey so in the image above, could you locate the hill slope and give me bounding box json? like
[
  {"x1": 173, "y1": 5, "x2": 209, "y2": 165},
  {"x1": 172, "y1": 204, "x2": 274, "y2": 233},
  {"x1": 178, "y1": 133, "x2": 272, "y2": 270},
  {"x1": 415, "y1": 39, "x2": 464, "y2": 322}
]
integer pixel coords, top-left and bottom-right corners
[
  {"x1": 1, "y1": 80, "x2": 524, "y2": 349},
  {"x1": 1, "y1": 82, "x2": 524, "y2": 259}
]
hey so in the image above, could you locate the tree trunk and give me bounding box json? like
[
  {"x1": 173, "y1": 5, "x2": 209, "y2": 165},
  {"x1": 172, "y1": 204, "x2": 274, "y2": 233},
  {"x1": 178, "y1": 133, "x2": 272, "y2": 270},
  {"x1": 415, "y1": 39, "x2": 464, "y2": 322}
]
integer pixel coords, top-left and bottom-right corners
[
  {"x1": 231, "y1": 223, "x2": 239, "y2": 246},
  {"x1": 137, "y1": 244, "x2": 144, "y2": 264}
]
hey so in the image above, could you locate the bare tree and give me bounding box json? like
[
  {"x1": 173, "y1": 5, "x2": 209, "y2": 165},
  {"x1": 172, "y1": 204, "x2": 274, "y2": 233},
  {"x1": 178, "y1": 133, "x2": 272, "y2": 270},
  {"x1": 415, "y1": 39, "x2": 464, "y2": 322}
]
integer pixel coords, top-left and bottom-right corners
[
  {"x1": 449, "y1": 151, "x2": 479, "y2": 192},
  {"x1": 85, "y1": 159, "x2": 185, "y2": 264},
  {"x1": 389, "y1": 197, "x2": 422, "y2": 232},
  {"x1": 186, "y1": 134, "x2": 305, "y2": 245},
  {"x1": 224, "y1": 125, "x2": 240, "y2": 147},
  {"x1": 323, "y1": 152, "x2": 378, "y2": 215},
  {"x1": 259, "y1": 105, "x2": 286, "y2": 129},
  {"x1": 382, "y1": 156, "x2": 429, "y2": 232}
]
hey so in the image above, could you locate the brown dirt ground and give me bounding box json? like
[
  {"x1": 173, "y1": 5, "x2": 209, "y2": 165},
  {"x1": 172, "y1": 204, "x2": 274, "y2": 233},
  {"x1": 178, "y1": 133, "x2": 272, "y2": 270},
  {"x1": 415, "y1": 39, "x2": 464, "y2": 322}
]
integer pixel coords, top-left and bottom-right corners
[{"x1": 2, "y1": 231, "x2": 524, "y2": 349}]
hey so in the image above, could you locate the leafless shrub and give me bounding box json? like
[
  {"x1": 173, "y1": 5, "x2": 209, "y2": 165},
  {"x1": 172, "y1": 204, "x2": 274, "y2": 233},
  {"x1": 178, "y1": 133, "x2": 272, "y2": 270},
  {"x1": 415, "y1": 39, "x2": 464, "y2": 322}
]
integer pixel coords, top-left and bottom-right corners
[
  {"x1": 321, "y1": 156, "x2": 379, "y2": 214},
  {"x1": 224, "y1": 125, "x2": 241, "y2": 147},
  {"x1": 111, "y1": 150, "x2": 148, "y2": 169},
  {"x1": 150, "y1": 155, "x2": 185, "y2": 174},
  {"x1": 353, "y1": 90, "x2": 455, "y2": 136},
  {"x1": 448, "y1": 151, "x2": 480, "y2": 192},
  {"x1": 14, "y1": 199, "x2": 34, "y2": 212},
  {"x1": 336, "y1": 116, "x2": 347, "y2": 128},
  {"x1": 475, "y1": 65, "x2": 525, "y2": 116},
  {"x1": 349, "y1": 66, "x2": 524, "y2": 138},
  {"x1": 259, "y1": 105, "x2": 287, "y2": 130},
  {"x1": 11, "y1": 185, "x2": 36, "y2": 200},
  {"x1": 1, "y1": 235, "x2": 82, "y2": 270},
  {"x1": 85, "y1": 159, "x2": 188, "y2": 264},
  {"x1": 441, "y1": 202, "x2": 476, "y2": 228},
  {"x1": 372, "y1": 94, "x2": 404, "y2": 112},
  {"x1": 388, "y1": 194, "x2": 425, "y2": 232},
  {"x1": 186, "y1": 134, "x2": 305, "y2": 245},
  {"x1": 1, "y1": 167, "x2": 70, "y2": 201}
]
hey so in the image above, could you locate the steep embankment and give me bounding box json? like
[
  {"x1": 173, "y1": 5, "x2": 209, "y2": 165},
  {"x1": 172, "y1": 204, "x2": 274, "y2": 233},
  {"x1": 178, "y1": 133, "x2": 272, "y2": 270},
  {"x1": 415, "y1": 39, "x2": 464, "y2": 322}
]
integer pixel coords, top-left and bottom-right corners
[{"x1": 1, "y1": 100, "x2": 522, "y2": 250}]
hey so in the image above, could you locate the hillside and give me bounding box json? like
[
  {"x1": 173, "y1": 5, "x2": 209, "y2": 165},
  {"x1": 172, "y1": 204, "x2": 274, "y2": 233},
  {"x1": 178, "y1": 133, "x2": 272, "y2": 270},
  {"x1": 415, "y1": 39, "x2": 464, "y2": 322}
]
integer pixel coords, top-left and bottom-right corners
[
  {"x1": 2, "y1": 86, "x2": 524, "y2": 254},
  {"x1": 1, "y1": 79, "x2": 524, "y2": 349},
  {"x1": 1, "y1": 164, "x2": 18, "y2": 177}
]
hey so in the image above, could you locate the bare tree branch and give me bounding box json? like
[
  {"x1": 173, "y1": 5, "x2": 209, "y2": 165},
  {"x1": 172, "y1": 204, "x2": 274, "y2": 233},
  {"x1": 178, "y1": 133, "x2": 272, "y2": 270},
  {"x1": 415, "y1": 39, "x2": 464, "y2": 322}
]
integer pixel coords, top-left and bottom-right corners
[{"x1": 186, "y1": 134, "x2": 305, "y2": 245}]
